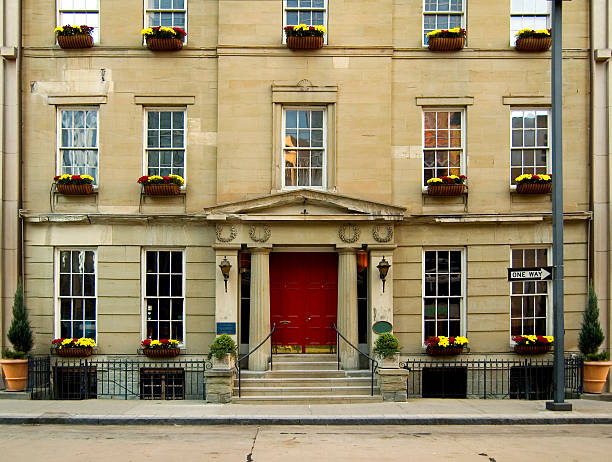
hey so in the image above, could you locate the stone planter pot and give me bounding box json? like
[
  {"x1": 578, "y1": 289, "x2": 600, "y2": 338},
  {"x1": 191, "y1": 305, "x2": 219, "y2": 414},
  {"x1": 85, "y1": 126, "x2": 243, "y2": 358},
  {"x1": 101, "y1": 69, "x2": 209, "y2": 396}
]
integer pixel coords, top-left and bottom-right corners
[
  {"x1": 378, "y1": 352, "x2": 400, "y2": 369},
  {"x1": 0, "y1": 359, "x2": 28, "y2": 391},
  {"x1": 143, "y1": 183, "x2": 180, "y2": 196},
  {"x1": 57, "y1": 34, "x2": 93, "y2": 49},
  {"x1": 286, "y1": 36, "x2": 324, "y2": 50},
  {"x1": 427, "y1": 184, "x2": 465, "y2": 196},
  {"x1": 428, "y1": 37, "x2": 465, "y2": 52},
  {"x1": 56, "y1": 183, "x2": 93, "y2": 195},
  {"x1": 425, "y1": 345, "x2": 464, "y2": 356},
  {"x1": 515, "y1": 37, "x2": 552, "y2": 52},
  {"x1": 146, "y1": 37, "x2": 183, "y2": 51},
  {"x1": 583, "y1": 361, "x2": 612, "y2": 394},
  {"x1": 143, "y1": 347, "x2": 180, "y2": 359},
  {"x1": 516, "y1": 183, "x2": 552, "y2": 194},
  {"x1": 513, "y1": 343, "x2": 552, "y2": 355},
  {"x1": 56, "y1": 347, "x2": 93, "y2": 358},
  {"x1": 212, "y1": 353, "x2": 235, "y2": 370}
]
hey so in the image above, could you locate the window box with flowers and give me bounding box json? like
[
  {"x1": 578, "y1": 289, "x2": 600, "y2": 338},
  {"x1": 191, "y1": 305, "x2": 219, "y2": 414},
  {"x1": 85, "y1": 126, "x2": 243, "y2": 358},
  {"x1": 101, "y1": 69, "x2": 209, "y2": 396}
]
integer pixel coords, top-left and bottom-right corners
[
  {"x1": 515, "y1": 173, "x2": 552, "y2": 194},
  {"x1": 141, "y1": 339, "x2": 181, "y2": 358},
  {"x1": 284, "y1": 24, "x2": 326, "y2": 50},
  {"x1": 55, "y1": 25, "x2": 94, "y2": 49},
  {"x1": 141, "y1": 27, "x2": 187, "y2": 51},
  {"x1": 427, "y1": 175, "x2": 466, "y2": 196},
  {"x1": 425, "y1": 336, "x2": 469, "y2": 356},
  {"x1": 54, "y1": 174, "x2": 94, "y2": 195},
  {"x1": 515, "y1": 29, "x2": 552, "y2": 52},
  {"x1": 512, "y1": 335, "x2": 554, "y2": 355},
  {"x1": 426, "y1": 28, "x2": 466, "y2": 52},
  {"x1": 138, "y1": 174, "x2": 184, "y2": 196},
  {"x1": 52, "y1": 338, "x2": 96, "y2": 358}
]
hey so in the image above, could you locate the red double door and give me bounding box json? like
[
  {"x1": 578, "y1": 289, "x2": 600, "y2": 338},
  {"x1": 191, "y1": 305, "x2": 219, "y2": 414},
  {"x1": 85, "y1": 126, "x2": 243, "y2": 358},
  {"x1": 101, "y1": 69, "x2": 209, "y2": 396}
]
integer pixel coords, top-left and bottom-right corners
[{"x1": 270, "y1": 252, "x2": 338, "y2": 353}]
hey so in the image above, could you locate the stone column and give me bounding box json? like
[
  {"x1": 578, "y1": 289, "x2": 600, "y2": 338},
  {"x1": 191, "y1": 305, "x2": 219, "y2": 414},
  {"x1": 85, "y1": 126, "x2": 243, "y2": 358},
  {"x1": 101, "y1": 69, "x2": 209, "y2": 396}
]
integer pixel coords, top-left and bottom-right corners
[
  {"x1": 213, "y1": 245, "x2": 241, "y2": 345},
  {"x1": 248, "y1": 247, "x2": 272, "y2": 371},
  {"x1": 367, "y1": 245, "x2": 397, "y2": 355},
  {"x1": 337, "y1": 247, "x2": 359, "y2": 370}
]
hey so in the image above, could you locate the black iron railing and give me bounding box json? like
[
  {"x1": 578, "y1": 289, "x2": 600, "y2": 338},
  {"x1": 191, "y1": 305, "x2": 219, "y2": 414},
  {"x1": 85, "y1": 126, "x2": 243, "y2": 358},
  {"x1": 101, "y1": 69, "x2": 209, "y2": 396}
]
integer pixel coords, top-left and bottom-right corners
[
  {"x1": 235, "y1": 323, "x2": 276, "y2": 397},
  {"x1": 401, "y1": 355, "x2": 583, "y2": 399},
  {"x1": 330, "y1": 323, "x2": 378, "y2": 396}
]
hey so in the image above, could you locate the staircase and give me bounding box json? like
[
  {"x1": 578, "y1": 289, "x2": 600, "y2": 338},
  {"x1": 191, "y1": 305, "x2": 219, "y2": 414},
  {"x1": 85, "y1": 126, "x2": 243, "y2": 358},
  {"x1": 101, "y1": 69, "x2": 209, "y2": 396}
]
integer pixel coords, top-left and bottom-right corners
[{"x1": 231, "y1": 354, "x2": 382, "y2": 404}]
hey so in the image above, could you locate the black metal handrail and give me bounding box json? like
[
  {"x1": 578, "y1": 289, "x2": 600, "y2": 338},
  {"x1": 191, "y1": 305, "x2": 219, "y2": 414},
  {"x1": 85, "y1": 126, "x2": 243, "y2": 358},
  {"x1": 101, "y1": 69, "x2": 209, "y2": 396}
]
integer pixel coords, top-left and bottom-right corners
[
  {"x1": 235, "y1": 323, "x2": 276, "y2": 397},
  {"x1": 330, "y1": 323, "x2": 378, "y2": 396}
]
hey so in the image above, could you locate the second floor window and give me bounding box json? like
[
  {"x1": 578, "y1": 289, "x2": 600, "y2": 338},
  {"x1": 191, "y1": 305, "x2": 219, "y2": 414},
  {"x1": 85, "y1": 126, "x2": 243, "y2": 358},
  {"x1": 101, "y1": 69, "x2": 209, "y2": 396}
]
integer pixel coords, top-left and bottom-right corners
[
  {"x1": 145, "y1": 0, "x2": 187, "y2": 41},
  {"x1": 423, "y1": 110, "x2": 464, "y2": 185},
  {"x1": 283, "y1": 107, "x2": 326, "y2": 189},
  {"x1": 146, "y1": 110, "x2": 185, "y2": 180},
  {"x1": 58, "y1": 0, "x2": 100, "y2": 43},
  {"x1": 59, "y1": 108, "x2": 99, "y2": 184},
  {"x1": 285, "y1": 0, "x2": 326, "y2": 27},
  {"x1": 423, "y1": 0, "x2": 464, "y2": 45},
  {"x1": 510, "y1": 0, "x2": 550, "y2": 46},
  {"x1": 510, "y1": 109, "x2": 549, "y2": 184}
]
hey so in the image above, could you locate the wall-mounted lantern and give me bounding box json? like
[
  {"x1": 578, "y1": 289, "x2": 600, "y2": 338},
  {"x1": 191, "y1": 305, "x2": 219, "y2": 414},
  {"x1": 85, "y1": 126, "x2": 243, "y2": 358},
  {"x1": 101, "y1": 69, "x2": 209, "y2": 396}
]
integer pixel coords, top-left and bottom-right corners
[
  {"x1": 219, "y1": 256, "x2": 232, "y2": 292},
  {"x1": 376, "y1": 256, "x2": 391, "y2": 293}
]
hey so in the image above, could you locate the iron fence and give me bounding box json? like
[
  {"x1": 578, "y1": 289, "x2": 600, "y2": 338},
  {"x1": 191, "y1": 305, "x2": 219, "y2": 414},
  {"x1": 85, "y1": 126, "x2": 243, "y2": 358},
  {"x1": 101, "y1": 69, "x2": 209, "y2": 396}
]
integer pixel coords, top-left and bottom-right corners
[
  {"x1": 27, "y1": 356, "x2": 211, "y2": 400},
  {"x1": 401, "y1": 355, "x2": 583, "y2": 399}
]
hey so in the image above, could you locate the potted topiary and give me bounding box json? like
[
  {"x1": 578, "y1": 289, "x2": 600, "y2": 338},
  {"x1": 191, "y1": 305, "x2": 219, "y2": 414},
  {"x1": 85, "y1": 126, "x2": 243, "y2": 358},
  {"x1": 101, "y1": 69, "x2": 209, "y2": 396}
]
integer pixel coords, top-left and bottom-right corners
[
  {"x1": 579, "y1": 284, "x2": 611, "y2": 393},
  {"x1": 373, "y1": 332, "x2": 401, "y2": 368},
  {"x1": 0, "y1": 283, "x2": 33, "y2": 391},
  {"x1": 208, "y1": 334, "x2": 237, "y2": 370}
]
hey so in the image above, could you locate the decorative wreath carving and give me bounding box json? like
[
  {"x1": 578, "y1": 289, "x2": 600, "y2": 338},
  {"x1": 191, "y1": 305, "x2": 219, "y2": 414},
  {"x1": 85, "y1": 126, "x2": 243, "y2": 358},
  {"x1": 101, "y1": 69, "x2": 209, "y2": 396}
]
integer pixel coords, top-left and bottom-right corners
[
  {"x1": 338, "y1": 224, "x2": 360, "y2": 243},
  {"x1": 372, "y1": 224, "x2": 393, "y2": 243},
  {"x1": 215, "y1": 225, "x2": 237, "y2": 243},
  {"x1": 249, "y1": 225, "x2": 271, "y2": 243}
]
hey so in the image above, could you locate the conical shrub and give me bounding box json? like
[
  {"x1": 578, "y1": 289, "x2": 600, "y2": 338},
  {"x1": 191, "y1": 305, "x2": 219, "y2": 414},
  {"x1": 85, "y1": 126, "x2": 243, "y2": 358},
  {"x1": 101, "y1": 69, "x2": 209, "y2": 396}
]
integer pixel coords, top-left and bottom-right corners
[
  {"x1": 6, "y1": 282, "x2": 33, "y2": 356},
  {"x1": 578, "y1": 283, "x2": 605, "y2": 360}
]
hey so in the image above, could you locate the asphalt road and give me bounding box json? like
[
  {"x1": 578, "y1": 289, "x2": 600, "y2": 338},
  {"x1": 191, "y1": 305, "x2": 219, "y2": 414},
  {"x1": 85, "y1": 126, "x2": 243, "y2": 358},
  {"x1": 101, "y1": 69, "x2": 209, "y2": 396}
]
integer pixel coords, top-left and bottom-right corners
[{"x1": 1, "y1": 424, "x2": 611, "y2": 461}]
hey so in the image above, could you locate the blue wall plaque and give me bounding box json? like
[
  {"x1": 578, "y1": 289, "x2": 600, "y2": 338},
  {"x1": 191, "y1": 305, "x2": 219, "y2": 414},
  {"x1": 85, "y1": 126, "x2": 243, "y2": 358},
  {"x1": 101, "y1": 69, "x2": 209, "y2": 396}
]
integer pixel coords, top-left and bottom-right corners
[{"x1": 216, "y1": 322, "x2": 236, "y2": 335}]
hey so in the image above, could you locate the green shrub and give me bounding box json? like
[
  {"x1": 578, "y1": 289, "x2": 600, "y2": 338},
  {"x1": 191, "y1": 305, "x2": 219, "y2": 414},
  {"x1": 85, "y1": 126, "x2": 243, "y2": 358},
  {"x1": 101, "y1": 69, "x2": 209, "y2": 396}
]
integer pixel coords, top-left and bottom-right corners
[
  {"x1": 2, "y1": 282, "x2": 33, "y2": 359},
  {"x1": 578, "y1": 283, "x2": 606, "y2": 360},
  {"x1": 373, "y1": 332, "x2": 400, "y2": 359},
  {"x1": 208, "y1": 334, "x2": 237, "y2": 360}
]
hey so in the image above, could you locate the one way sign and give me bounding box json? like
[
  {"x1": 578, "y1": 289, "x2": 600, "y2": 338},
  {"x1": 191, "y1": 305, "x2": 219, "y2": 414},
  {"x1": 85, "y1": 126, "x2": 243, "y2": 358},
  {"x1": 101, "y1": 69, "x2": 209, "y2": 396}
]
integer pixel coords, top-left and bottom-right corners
[{"x1": 507, "y1": 267, "x2": 553, "y2": 281}]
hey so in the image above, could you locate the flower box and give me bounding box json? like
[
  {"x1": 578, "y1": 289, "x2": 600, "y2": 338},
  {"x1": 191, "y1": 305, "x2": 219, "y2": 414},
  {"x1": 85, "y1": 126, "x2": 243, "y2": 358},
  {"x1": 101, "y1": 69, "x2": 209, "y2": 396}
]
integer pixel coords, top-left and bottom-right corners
[
  {"x1": 138, "y1": 174, "x2": 184, "y2": 196},
  {"x1": 427, "y1": 28, "x2": 466, "y2": 52},
  {"x1": 52, "y1": 338, "x2": 96, "y2": 358},
  {"x1": 142, "y1": 27, "x2": 186, "y2": 51},
  {"x1": 54, "y1": 174, "x2": 94, "y2": 195},
  {"x1": 55, "y1": 25, "x2": 94, "y2": 49},
  {"x1": 513, "y1": 343, "x2": 551, "y2": 355},
  {"x1": 141, "y1": 339, "x2": 181, "y2": 358},
  {"x1": 427, "y1": 175, "x2": 466, "y2": 196},
  {"x1": 424, "y1": 336, "x2": 468, "y2": 356},
  {"x1": 512, "y1": 335, "x2": 554, "y2": 355},
  {"x1": 515, "y1": 29, "x2": 552, "y2": 52},
  {"x1": 287, "y1": 36, "x2": 324, "y2": 50},
  {"x1": 515, "y1": 174, "x2": 552, "y2": 194},
  {"x1": 284, "y1": 24, "x2": 326, "y2": 50},
  {"x1": 57, "y1": 347, "x2": 93, "y2": 358},
  {"x1": 426, "y1": 345, "x2": 464, "y2": 356}
]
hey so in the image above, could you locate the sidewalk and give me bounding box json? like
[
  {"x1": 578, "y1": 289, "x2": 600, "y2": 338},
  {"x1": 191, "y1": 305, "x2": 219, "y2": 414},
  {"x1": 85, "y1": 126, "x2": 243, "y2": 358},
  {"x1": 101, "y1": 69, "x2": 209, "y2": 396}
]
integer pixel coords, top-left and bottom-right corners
[{"x1": 1, "y1": 398, "x2": 612, "y2": 425}]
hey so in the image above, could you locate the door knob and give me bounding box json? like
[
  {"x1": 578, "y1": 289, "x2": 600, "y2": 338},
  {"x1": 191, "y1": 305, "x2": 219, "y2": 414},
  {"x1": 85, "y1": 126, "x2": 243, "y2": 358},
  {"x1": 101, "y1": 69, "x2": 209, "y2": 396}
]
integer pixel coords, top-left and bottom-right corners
[
  {"x1": 279, "y1": 320, "x2": 291, "y2": 324},
  {"x1": 307, "y1": 317, "x2": 311, "y2": 321}
]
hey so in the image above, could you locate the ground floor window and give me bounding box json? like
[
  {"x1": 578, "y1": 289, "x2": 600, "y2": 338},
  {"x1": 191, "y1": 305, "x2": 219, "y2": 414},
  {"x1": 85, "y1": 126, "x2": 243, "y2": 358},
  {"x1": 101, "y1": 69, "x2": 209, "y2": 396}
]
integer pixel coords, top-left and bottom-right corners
[{"x1": 510, "y1": 248, "x2": 549, "y2": 336}]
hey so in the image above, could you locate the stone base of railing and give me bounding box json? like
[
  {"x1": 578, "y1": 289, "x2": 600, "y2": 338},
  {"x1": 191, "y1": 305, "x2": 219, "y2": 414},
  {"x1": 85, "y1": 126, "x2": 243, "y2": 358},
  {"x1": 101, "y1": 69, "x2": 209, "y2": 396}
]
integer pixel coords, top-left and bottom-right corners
[
  {"x1": 204, "y1": 369, "x2": 234, "y2": 403},
  {"x1": 377, "y1": 368, "x2": 410, "y2": 402}
]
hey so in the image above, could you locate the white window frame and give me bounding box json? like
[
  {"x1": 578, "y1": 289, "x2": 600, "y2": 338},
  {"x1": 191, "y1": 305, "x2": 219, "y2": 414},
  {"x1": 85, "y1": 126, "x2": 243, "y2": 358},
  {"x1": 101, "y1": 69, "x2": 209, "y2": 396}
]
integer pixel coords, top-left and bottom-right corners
[
  {"x1": 281, "y1": 106, "x2": 327, "y2": 190},
  {"x1": 57, "y1": 0, "x2": 100, "y2": 44},
  {"x1": 509, "y1": 246, "x2": 552, "y2": 342},
  {"x1": 510, "y1": 108, "x2": 550, "y2": 187},
  {"x1": 141, "y1": 248, "x2": 186, "y2": 346},
  {"x1": 423, "y1": 0, "x2": 466, "y2": 47},
  {"x1": 57, "y1": 107, "x2": 100, "y2": 187},
  {"x1": 422, "y1": 108, "x2": 466, "y2": 190},
  {"x1": 510, "y1": 0, "x2": 551, "y2": 46},
  {"x1": 422, "y1": 248, "x2": 467, "y2": 344},
  {"x1": 282, "y1": 0, "x2": 328, "y2": 45},
  {"x1": 55, "y1": 248, "x2": 98, "y2": 342},
  {"x1": 143, "y1": 0, "x2": 188, "y2": 44},
  {"x1": 143, "y1": 107, "x2": 187, "y2": 186}
]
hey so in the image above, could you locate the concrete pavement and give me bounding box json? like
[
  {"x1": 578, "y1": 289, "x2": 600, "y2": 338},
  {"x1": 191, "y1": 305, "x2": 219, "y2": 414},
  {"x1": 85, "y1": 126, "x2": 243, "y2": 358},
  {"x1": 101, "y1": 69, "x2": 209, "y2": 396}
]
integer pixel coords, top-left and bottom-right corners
[{"x1": 1, "y1": 397, "x2": 612, "y2": 425}]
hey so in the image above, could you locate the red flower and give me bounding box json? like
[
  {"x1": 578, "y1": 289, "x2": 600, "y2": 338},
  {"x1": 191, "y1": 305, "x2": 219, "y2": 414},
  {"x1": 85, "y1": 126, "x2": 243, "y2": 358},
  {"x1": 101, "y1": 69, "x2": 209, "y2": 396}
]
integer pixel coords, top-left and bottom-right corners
[
  {"x1": 172, "y1": 27, "x2": 187, "y2": 36},
  {"x1": 449, "y1": 336, "x2": 455, "y2": 344},
  {"x1": 160, "y1": 339, "x2": 170, "y2": 344},
  {"x1": 137, "y1": 176, "x2": 149, "y2": 184},
  {"x1": 71, "y1": 175, "x2": 81, "y2": 180},
  {"x1": 53, "y1": 175, "x2": 60, "y2": 180},
  {"x1": 162, "y1": 176, "x2": 171, "y2": 180},
  {"x1": 141, "y1": 339, "x2": 151, "y2": 347},
  {"x1": 52, "y1": 338, "x2": 64, "y2": 344}
]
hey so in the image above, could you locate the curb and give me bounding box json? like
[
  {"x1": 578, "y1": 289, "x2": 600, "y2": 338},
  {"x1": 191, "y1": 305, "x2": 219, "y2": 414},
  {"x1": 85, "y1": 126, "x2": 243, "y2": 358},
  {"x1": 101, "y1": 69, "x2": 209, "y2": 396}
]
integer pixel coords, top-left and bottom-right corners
[{"x1": 1, "y1": 415, "x2": 612, "y2": 425}]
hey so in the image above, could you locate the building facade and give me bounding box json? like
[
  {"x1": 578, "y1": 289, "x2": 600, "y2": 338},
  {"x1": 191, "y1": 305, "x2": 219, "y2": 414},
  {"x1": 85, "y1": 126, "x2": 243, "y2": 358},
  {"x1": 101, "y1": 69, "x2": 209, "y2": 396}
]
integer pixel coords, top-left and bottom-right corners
[{"x1": 2, "y1": 1, "x2": 597, "y2": 379}]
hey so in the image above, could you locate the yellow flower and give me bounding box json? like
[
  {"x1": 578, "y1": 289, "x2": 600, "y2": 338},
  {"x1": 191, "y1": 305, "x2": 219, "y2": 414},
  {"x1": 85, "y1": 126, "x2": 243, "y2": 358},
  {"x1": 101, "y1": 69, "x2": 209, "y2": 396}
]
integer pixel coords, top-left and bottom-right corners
[
  {"x1": 168, "y1": 174, "x2": 185, "y2": 185},
  {"x1": 54, "y1": 27, "x2": 64, "y2": 33},
  {"x1": 141, "y1": 28, "x2": 153, "y2": 36},
  {"x1": 150, "y1": 340, "x2": 162, "y2": 346},
  {"x1": 535, "y1": 29, "x2": 550, "y2": 35},
  {"x1": 427, "y1": 178, "x2": 443, "y2": 184}
]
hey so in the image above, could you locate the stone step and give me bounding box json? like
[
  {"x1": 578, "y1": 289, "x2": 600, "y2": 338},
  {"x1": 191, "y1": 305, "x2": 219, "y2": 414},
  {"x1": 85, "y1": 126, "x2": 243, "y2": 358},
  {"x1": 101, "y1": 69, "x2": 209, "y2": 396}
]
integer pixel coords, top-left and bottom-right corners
[
  {"x1": 271, "y1": 354, "x2": 337, "y2": 363},
  {"x1": 237, "y1": 377, "x2": 374, "y2": 388},
  {"x1": 233, "y1": 386, "x2": 378, "y2": 397},
  {"x1": 271, "y1": 361, "x2": 339, "y2": 371},
  {"x1": 262, "y1": 370, "x2": 348, "y2": 379},
  {"x1": 231, "y1": 395, "x2": 384, "y2": 404}
]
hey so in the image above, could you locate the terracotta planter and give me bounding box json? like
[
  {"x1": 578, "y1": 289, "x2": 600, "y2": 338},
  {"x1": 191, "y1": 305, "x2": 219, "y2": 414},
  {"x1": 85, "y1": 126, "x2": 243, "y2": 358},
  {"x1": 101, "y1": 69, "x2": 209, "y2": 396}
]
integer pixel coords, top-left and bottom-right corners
[
  {"x1": 515, "y1": 37, "x2": 552, "y2": 52},
  {"x1": 583, "y1": 361, "x2": 612, "y2": 394},
  {"x1": 56, "y1": 183, "x2": 94, "y2": 195},
  {"x1": 0, "y1": 359, "x2": 28, "y2": 391},
  {"x1": 146, "y1": 37, "x2": 183, "y2": 51},
  {"x1": 143, "y1": 183, "x2": 180, "y2": 196},
  {"x1": 428, "y1": 36, "x2": 465, "y2": 52},
  {"x1": 378, "y1": 352, "x2": 400, "y2": 369},
  {"x1": 516, "y1": 182, "x2": 552, "y2": 194},
  {"x1": 57, "y1": 34, "x2": 93, "y2": 49},
  {"x1": 426, "y1": 345, "x2": 464, "y2": 356},
  {"x1": 427, "y1": 184, "x2": 465, "y2": 196},
  {"x1": 286, "y1": 36, "x2": 324, "y2": 50},
  {"x1": 56, "y1": 347, "x2": 93, "y2": 358},
  {"x1": 212, "y1": 352, "x2": 235, "y2": 370},
  {"x1": 143, "y1": 347, "x2": 180, "y2": 359},
  {"x1": 513, "y1": 343, "x2": 552, "y2": 355}
]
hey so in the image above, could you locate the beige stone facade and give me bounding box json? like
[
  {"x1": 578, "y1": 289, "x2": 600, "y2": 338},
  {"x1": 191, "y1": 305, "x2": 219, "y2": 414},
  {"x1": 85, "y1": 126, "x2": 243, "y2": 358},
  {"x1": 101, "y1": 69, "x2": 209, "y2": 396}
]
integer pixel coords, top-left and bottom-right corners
[{"x1": 4, "y1": 1, "x2": 597, "y2": 370}]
